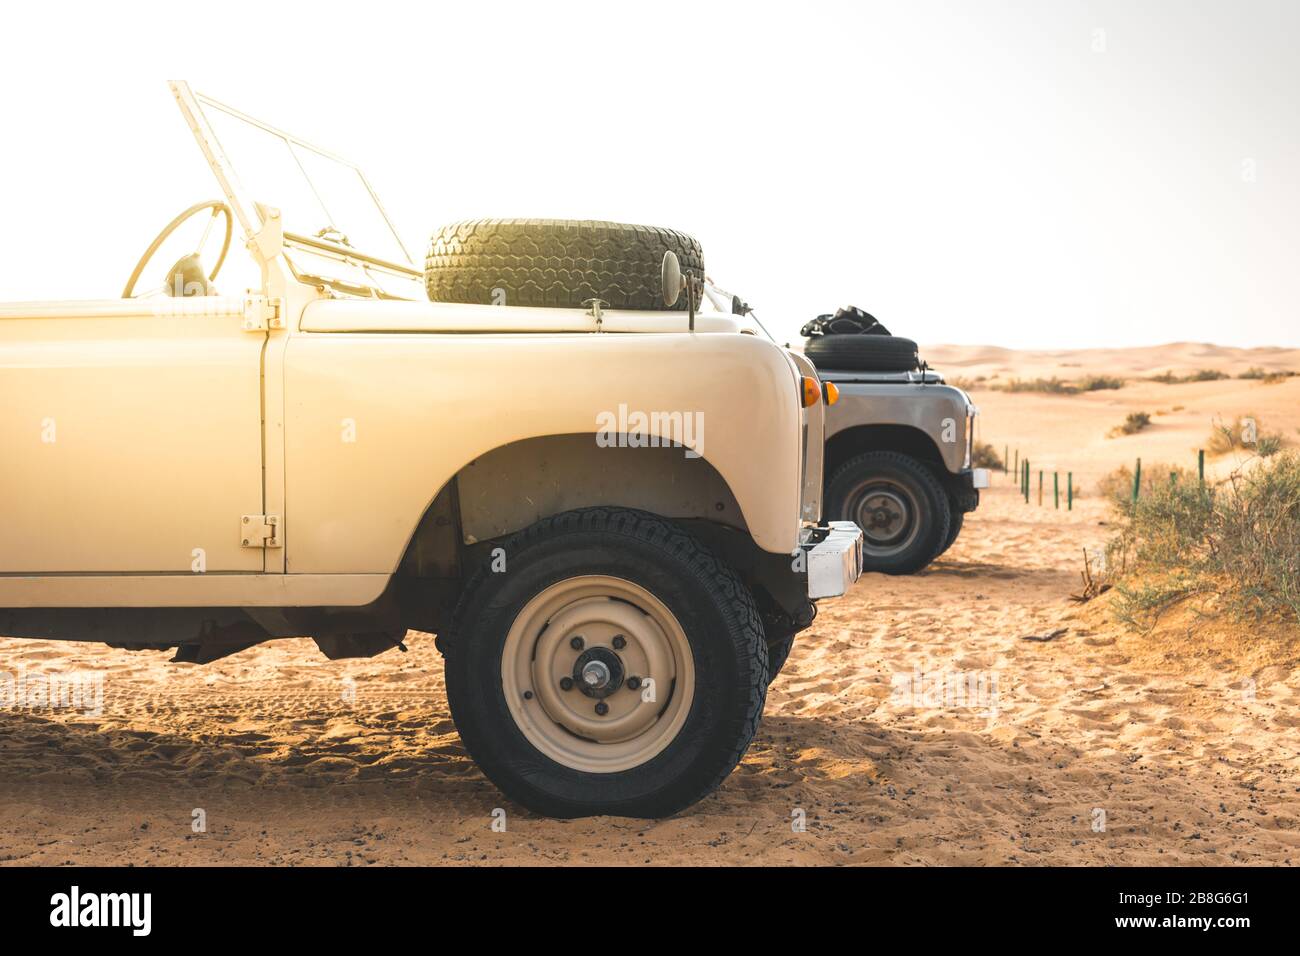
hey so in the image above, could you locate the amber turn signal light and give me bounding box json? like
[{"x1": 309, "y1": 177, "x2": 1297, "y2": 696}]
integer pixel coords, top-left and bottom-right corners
[
  {"x1": 824, "y1": 382, "x2": 840, "y2": 405},
  {"x1": 801, "y1": 375, "x2": 820, "y2": 408}
]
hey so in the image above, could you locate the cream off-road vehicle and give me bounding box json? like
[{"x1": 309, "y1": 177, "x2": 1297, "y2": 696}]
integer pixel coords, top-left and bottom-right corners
[{"x1": 0, "y1": 83, "x2": 862, "y2": 818}]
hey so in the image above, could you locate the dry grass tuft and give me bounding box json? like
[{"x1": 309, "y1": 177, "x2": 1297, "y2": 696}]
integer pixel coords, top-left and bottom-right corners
[
  {"x1": 1104, "y1": 452, "x2": 1300, "y2": 628},
  {"x1": 1148, "y1": 369, "x2": 1230, "y2": 384},
  {"x1": 1206, "y1": 413, "x2": 1285, "y2": 458},
  {"x1": 1108, "y1": 411, "x2": 1152, "y2": 437},
  {"x1": 970, "y1": 441, "x2": 1003, "y2": 470}
]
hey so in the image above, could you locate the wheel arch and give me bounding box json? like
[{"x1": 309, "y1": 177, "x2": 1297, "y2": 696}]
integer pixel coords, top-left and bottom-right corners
[
  {"x1": 392, "y1": 434, "x2": 784, "y2": 633},
  {"x1": 824, "y1": 424, "x2": 946, "y2": 483}
]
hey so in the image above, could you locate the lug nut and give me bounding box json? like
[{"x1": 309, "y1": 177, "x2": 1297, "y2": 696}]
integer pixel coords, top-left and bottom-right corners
[
  {"x1": 627, "y1": 676, "x2": 642, "y2": 691},
  {"x1": 559, "y1": 676, "x2": 574, "y2": 691},
  {"x1": 611, "y1": 634, "x2": 626, "y2": 650},
  {"x1": 594, "y1": 702, "x2": 609, "y2": 716},
  {"x1": 570, "y1": 636, "x2": 585, "y2": 650}
]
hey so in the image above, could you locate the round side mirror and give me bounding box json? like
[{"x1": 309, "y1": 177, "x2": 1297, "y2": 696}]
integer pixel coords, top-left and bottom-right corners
[{"x1": 661, "y1": 251, "x2": 683, "y2": 307}]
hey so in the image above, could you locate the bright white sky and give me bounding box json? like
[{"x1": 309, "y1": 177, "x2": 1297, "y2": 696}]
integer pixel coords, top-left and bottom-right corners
[{"x1": 1, "y1": 0, "x2": 1296, "y2": 348}]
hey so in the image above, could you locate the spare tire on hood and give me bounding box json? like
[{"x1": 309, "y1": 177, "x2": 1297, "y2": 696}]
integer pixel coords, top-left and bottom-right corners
[
  {"x1": 425, "y1": 218, "x2": 704, "y2": 311},
  {"x1": 804, "y1": 334, "x2": 920, "y2": 372}
]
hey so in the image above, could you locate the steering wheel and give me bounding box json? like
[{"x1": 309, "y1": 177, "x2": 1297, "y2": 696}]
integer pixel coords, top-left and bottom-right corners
[{"x1": 122, "y1": 200, "x2": 233, "y2": 299}]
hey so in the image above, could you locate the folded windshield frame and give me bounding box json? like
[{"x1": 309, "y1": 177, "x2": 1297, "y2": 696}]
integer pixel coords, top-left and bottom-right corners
[{"x1": 170, "y1": 81, "x2": 420, "y2": 297}]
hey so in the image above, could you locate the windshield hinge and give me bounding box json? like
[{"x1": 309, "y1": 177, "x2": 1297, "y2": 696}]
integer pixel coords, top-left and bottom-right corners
[
  {"x1": 242, "y1": 295, "x2": 284, "y2": 332},
  {"x1": 240, "y1": 514, "x2": 282, "y2": 548}
]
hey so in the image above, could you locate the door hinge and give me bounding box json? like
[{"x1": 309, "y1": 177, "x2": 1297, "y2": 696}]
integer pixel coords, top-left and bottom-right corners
[
  {"x1": 242, "y1": 295, "x2": 284, "y2": 332},
  {"x1": 240, "y1": 514, "x2": 282, "y2": 548}
]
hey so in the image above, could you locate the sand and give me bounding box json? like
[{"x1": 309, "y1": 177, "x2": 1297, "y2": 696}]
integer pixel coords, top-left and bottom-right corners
[{"x1": 2, "y1": 343, "x2": 1297, "y2": 866}]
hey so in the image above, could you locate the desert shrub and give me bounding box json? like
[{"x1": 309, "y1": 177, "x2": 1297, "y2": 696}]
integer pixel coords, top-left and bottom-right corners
[
  {"x1": 1079, "y1": 375, "x2": 1124, "y2": 391},
  {"x1": 946, "y1": 376, "x2": 980, "y2": 391},
  {"x1": 999, "y1": 376, "x2": 1078, "y2": 395},
  {"x1": 1149, "y1": 369, "x2": 1229, "y2": 384},
  {"x1": 1096, "y1": 466, "x2": 1131, "y2": 501},
  {"x1": 1206, "y1": 413, "x2": 1284, "y2": 457},
  {"x1": 1109, "y1": 411, "x2": 1152, "y2": 437},
  {"x1": 1097, "y1": 461, "x2": 1187, "y2": 503},
  {"x1": 1239, "y1": 367, "x2": 1295, "y2": 382},
  {"x1": 1107, "y1": 453, "x2": 1300, "y2": 625},
  {"x1": 996, "y1": 374, "x2": 1126, "y2": 395},
  {"x1": 1258, "y1": 435, "x2": 1284, "y2": 458},
  {"x1": 970, "y1": 441, "x2": 1003, "y2": 470}
]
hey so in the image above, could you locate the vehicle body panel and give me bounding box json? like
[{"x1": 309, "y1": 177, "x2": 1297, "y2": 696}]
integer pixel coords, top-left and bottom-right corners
[
  {"x1": 786, "y1": 349, "x2": 825, "y2": 523},
  {"x1": 821, "y1": 374, "x2": 975, "y2": 475},
  {"x1": 283, "y1": 315, "x2": 805, "y2": 574},
  {"x1": 0, "y1": 296, "x2": 264, "y2": 575}
]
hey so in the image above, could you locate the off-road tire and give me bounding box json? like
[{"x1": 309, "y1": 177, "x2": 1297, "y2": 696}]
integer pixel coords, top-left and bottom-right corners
[
  {"x1": 825, "y1": 452, "x2": 951, "y2": 574},
  {"x1": 760, "y1": 603, "x2": 814, "y2": 686},
  {"x1": 765, "y1": 635, "x2": 794, "y2": 684},
  {"x1": 805, "y1": 334, "x2": 920, "y2": 373},
  {"x1": 937, "y1": 506, "x2": 964, "y2": 557},
  {"x1": 425, "y1": 219, "x2": 705, "y2": 311},
  {"x1": 442, "y1": 507, "x2": 767, "y2": 818}
]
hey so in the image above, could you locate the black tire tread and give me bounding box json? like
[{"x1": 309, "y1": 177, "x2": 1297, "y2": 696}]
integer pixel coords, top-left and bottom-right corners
[
  {"x1": 443, "y1": 506, "x2": 767, "y2": 818},
  {"x1": 826, "y1": 451, "x2": 951, "y2": 574},
  {"x1": 765, "y1": 635, "x2": 794, "y2": 684},
  {"x1": 805, "y1": 334, "x2": 920, "y2": 372},
  {"x1": 425, "y1": 219, "x2": 704, "y2": 311},
  {"x1": 937, "y1": 505, "x2": 964, "y2": 556}
]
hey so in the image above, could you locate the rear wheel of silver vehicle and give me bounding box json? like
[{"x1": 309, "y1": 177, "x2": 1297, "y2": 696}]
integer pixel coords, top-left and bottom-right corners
[
  {"x1": 825, "y1": 452, "x2": 950, "y2": 575},
  {"x1": 443, "y1": 507, "x2": 767, "y2": 818}
]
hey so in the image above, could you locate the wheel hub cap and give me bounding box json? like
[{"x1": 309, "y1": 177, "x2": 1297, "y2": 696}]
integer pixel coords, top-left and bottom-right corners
[
  {"x1": 849, "y1": 480, "x2": 921, "y2": 556},
  {"x1": 573, "y1": 647, "x2": 624, "y2": 699},
  {"x1": 500, "y1": 575, "x2": 695, "y2": 774}
]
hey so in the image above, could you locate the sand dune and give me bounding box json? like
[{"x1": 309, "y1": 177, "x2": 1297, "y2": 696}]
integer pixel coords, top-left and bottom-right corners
[
  {"x1": 924, "y1": 341, "x2": 1300, "y2": 380},
  {"x1": 1, "y1": 343, "x2": 1296, "y2": 865}
]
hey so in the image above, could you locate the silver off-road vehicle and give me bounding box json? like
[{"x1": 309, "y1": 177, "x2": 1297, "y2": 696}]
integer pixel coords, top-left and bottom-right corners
[{"x1": 803, "y1": 309, "x2": 988, "y2": 574}]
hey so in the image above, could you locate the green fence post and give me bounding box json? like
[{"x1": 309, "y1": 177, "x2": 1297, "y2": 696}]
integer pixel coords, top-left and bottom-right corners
[
  {"x1": 1132, "y1": 457, "x2": 1142, "y2": 503},
  {"x1": 1054, "y1": 472, "x2": 1059, "y2": 509},
  {"x1": 1198, "y1": 449, "x2": 1205, "y2": 485},
  {"x1": 1068, "y1": 472, "x2": 1073, "y2": 510},
  {"x1": 1038, "y1": 469, "x2": 1043, "y2": 506},
  {"x1": 1004, "y1": 445, "x2": 1009, "y2": 475}
]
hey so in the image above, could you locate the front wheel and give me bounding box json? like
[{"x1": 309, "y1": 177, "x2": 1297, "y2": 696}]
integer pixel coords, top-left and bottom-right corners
[
  {"x1": 936, "y1": 506, "x2": 964, "y2": 557},
  {"x1": 825, "y1": 451, "x2": 951, "y2": 574},
  {"x1": 443, "y1": 507, "x2": 768, "y2": 818}
]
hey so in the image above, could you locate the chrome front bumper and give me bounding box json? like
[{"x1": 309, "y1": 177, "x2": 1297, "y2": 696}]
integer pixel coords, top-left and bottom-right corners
[{"x1": 801, "y1": 521, "x2": 864, "y2": 599}]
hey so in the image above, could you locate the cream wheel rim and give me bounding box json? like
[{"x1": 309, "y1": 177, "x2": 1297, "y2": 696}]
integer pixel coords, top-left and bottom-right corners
[{"x1": 501, "y1": 575, "x2": 695, "y2": 773}]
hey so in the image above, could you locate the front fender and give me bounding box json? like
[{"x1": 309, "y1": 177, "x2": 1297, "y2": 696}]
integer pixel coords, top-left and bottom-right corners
[{"x1": 282, "y1": 329, "x2": 803, "y2": 573}]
